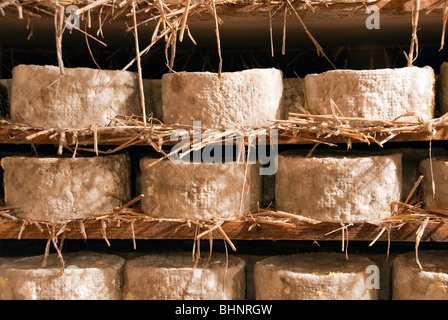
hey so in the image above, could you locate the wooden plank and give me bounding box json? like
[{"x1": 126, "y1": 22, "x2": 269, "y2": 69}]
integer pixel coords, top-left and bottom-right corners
[
  {"x1": 1, "y1": 218, "x2": 447, "y2": 242},
  {"x1": 1, "y1": 124, "x2": 447, "y2": 147}
]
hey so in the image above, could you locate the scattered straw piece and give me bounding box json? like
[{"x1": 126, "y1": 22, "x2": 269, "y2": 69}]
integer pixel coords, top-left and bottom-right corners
[
  {"x1": 440, "y1": 0, "x2": 448, "y2": 51},
  {"x1": 101, "y1": 219, "x2": 110, "y2": 247},
  {"x1": 79, "y1": 220, "x2": 87, "y2": 240},
  {"x1": 132, "y1": 1, "x2": 147, "y2": 126},
  {"x1": 408, "y1": 0, "x2": 421, "y2": 66},
  {"x1": 369, "y1": 226, "x2": 386, "y2": 247},
  {"x1": 415, "y1": 217, "x2": 430, "y2": 270},
  {"x1": 211, "y1": 0, "x2": 223, "y2": 77},
  {"x1": 75, "y1": 0, "x2": 110, "y2": 16},
  {"x1": 54, "y1": 5, "x2": 65, "y2": 75}
]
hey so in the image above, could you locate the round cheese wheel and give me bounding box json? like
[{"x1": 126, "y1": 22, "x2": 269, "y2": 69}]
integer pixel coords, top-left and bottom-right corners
[
  {"x1": 0, "y1": 252, "x2": 125, "y2": 300},
  {"x1": 275, "y1": 152, "x2": 402, "y2": 223},
  {"x1": 140, "y1": 157, "x2": 262, "y2": 220},
  {"x1": 254, "y1": 253, "x2": 378, "y2": 300},
  {"x1": 1, "y1": 154, "x2": 131, "y2": 222},
  {"x1": 123, "y1": 251, "x2": 245, "y2": 300},
  {"x1": 10, "y1": 64, "x2": 140, "y2": 128},
  {"x1": 162, "y1": 68, "x2": 284, "y2": 129},
  {"x1": 392, "y1": 250, "x2": 448, "y2": 300},
  {"x1": 304, "y1": 67, "x2": 435, "y2": 121},
  {"x1": 420, "y1": 157, "x2": 448, "y2": 210}
]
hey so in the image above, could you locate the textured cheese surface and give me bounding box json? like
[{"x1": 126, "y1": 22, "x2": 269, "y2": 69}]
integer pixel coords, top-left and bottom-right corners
[
  {"x1": 420, "y1": 157, "x2": 448, "y2": 209},
  {"x1": 283, "y1": 77, "x2": 305, "y2": 117},
  {"x1": 162, "y1": 68, "x2": 284, "y2": 129},
  {"x1": 0, "y1": 252, "x2": 125, "y2": 300},
  {"x1": 123, "y1": 251, "x2": 246, "y2": 300},
  {"x1": 140, "y1": 157, "x2": 262, "y2": 220},
  {"x1": 367, "y1": 253, "x2": 396, "y2": 300},
  {"x1": 304, "y1": 67, "x2": 435, "y2": 121},
  {"x1": 2, "y1": 154, "x2": 131, "y2": 222},
  {"x1": 275, "y1": 152, "x2": 402, "y2": 223},
  {"x1": 143, "y1": 79, "x2": 163, "y2": 120},
  {"x1": 10, "y1": 65, "x2": 140, "y2": 128},
  {"x1": 254, "y1": 253, "x2": 378, "y2": 300},
  {"x1": 393, "y1": 250, "x2": 448, "y2": 300},
  {"x1": 440, "y1": 63, "x2": 448, "y2": 116}
]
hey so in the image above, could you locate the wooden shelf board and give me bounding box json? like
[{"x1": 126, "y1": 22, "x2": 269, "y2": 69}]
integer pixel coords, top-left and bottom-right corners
[
  {"x1": 1, "y1": 124, "x2": 447, "y2": 147},
  {"x1": 1, "y1": 218, "x2": 447, "y2": 242}
]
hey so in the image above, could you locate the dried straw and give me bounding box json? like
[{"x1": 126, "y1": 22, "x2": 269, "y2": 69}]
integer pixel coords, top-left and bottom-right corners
[
  {"x1": 131, "y1": 0, "x2": 147, "y2": 126},
  {"x1": 407, "y1": 0, "x2": 421, "y2": 66}
]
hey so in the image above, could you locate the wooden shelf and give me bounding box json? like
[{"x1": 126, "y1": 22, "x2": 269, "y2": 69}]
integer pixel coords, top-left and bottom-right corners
[
  {"x1": 0, "y1": 217, "x2": 447, "y2": 242},
  {"x1": 1, "y1": 122, "x2": 448, "y2": 147}
]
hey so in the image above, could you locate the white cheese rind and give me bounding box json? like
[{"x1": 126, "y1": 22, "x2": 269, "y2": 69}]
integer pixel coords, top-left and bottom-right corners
[
  {"x1": 283, "y1": 77, "x2": 305, "y2": 117},
  {"x1": 161, "y1": 68, "x2": 284, "y2": 129},
  {"x1": 10, "y1": 65, "x2": 140, "y2": 128},
  {"x1": 1, "y1": 154, "x2": 131, "y2": 222},
  {"x1": 254, "y1": 253, "x2": 378, "y2": 300},
  {"x1": 439, "y1": 63, "x2": 448, "y2": 116},
  {"x1": 143, "y1": 79, "x2": 163, "y2": 120},
  {"x1": 140, "y1": 157, "x2": 262, "y2": 220},
  {"x1": 275, "y1": 152, "x2": 402, "y2": 223},
  {"x1": 419, "y1": 157, "x2": 448, "y2": 209},
  {"x1": 123, "y1": 252, "x2": 246, "y2": 300},
  {"x1": 0, "y1": 252, "x2": 125, "y2": 300},
  {"x1": 392, "y1": 250, "x2": 448, "y2": 300}
]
